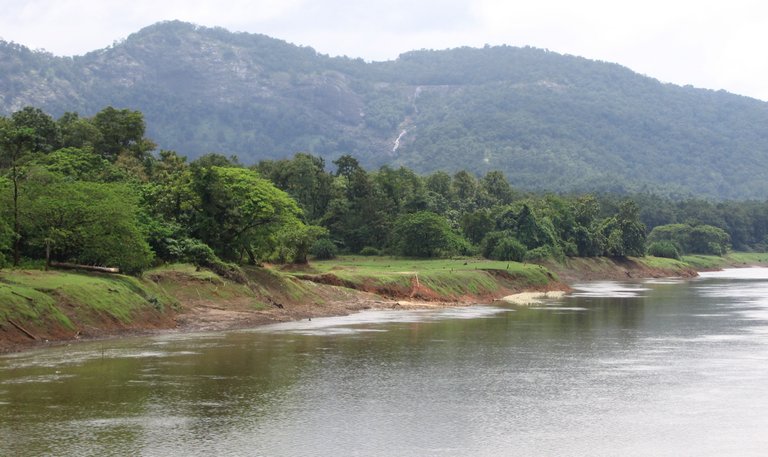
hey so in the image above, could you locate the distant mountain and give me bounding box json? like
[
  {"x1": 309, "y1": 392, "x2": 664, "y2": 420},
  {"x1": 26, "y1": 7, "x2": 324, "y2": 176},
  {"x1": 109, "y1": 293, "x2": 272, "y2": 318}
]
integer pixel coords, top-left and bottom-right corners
[{"x1": 2, "y1": 20, "x2": 768, "y2": 199}]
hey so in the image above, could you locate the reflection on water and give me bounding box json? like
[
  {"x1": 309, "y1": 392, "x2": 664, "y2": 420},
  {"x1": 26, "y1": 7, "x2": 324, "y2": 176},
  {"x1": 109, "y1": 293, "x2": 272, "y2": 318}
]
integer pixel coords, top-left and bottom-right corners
[{"x1": 2, "y1": 268, "x2": 768, "y2": 456}]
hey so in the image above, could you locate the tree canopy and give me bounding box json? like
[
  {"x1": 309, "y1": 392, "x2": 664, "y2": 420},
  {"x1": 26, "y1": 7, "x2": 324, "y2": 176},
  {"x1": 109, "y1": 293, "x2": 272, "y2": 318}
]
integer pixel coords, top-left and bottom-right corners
[{"x1": 2, "y1": 105, "x2": 767, "y2": 276}]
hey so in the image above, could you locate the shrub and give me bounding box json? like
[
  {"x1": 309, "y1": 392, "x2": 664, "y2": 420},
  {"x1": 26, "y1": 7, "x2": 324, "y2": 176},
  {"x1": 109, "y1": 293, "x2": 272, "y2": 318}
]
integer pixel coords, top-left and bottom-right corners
[
  {"x1": 359, "y1": 246, "x2": 381, "y2": 256},
  {"x1": 646, "y1": 241, "x2": 680, "y2": 259},
  {"x1": 178, "y1": 238, "x2": 248, "y2": 283},
  {"x1": 490, "y1": 238, "x2": 527, "y2": 261},
  {"x1": 524, "y1": 245, "x2": 554, "y2": 261},
  {"x1": 310, "y1": 238, "x2": 338, "y2": 260},
  {"x1": 481, "y1": 231, "x2": 507, "y2": 259}
]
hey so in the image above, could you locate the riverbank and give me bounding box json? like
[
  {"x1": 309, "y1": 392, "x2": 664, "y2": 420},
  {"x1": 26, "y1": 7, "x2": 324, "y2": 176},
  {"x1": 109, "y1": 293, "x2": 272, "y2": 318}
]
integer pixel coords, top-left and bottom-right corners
[{"x1": 1, "y1": 253, "x2": 766, "y2": 353}]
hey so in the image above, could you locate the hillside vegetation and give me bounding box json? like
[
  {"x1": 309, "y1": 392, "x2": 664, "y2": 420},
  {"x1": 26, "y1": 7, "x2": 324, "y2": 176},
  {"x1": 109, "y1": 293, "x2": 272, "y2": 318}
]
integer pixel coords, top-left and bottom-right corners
[{"x1": 2, "y1": 21, "x2": 768, "y2": 198}]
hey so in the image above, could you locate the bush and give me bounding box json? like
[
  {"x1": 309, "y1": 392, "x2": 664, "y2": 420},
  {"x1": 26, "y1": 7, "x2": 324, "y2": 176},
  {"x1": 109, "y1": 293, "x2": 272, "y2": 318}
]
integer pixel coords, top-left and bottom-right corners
[
  {"x1": 524, "y1": 245, "x2": 554, "y2": 261},
  {"x1": 179, "y1": 238, "x2": 248, "y2": 283},
  {"x1": 359, "y1": 246, "x2": 381, "y2": 256},
  {"x1": 310, "y1": 238, "x2": 338, "y2": 260},
  {"x1": 480, "y1": 231, "x2": 506, "y2": 259},
  {"x1": 646, "y1": 241, "x2": 680, "y2": 259},
  {"x1": 490, "y1": 238, "x2": 527, "y2": 261}
]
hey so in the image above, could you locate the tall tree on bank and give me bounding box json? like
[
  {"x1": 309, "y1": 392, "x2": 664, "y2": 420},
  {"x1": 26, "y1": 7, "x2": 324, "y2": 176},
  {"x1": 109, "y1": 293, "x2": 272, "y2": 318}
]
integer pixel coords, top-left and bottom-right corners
[{"x1": 0, "y1": 119, "x2": 35, "y2": 265}]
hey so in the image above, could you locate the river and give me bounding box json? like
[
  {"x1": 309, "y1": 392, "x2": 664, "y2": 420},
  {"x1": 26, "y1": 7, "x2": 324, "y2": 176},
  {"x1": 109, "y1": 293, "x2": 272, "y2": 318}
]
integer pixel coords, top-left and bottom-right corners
[{"x1": 2, "y1": 268, "x2": 768, "y2": 456}]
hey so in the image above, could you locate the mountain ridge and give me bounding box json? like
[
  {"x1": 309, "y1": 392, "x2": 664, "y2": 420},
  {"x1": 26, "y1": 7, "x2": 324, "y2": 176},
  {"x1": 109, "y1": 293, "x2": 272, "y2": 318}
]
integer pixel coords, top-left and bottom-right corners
[{"x1": 2, "y1": 20, "x2": 768, "y2": 199}]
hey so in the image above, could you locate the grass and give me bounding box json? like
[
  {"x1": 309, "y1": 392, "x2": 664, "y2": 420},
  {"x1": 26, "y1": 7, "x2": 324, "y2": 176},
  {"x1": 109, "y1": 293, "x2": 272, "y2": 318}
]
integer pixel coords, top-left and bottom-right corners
[
  {"x1": 637, "y1": 255, "x2": 692, "y2": 270},
  {"x1": 0, "y1": 282, "x2": 70, "y2": 328},
  {"x1": 287, "y1": 256, "x2": 557, "y2": 299},
  {"x1": 147, "y1": 264, "x2": 260, "y2": 307},
  {"x1": 301, "y1": 256, "x2": 550, "y2": 275},
  {"x1": 678, "y1": 252, "x2": 768, "y2": 270},
  {"x1": 0, "y1": 269, "x2": 176, "y2": 331}
]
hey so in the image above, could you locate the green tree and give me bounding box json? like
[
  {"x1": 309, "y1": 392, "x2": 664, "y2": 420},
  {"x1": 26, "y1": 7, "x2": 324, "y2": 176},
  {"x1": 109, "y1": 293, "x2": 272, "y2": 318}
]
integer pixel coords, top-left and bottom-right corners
[
  {"x1": 0, "y1": 201, "x2": 12, "y2": 268},
  {"x1": 39, "y1": 147, "x2": 121, "y2": 181},
  {"x1": 452, "y1": 170, "x2": 478, "y2": 210},
  {"x1": 58, "y1": 112, "x2": 102, "y2": 149},
  {"x1": 11, "y1": 106, "x2": 61, "y2": 153},
  {"x1": 461, "y1": 209, "x2": 494, "y2": 245},
  {"x1": 0, "y1": 119, "x2": 35, "y2": 265},
  {"x1": 598, "y1": 201, "x2": 646, "y2": 257},
  {"x1": 649, "y1": 223, "x2": 729, "y2": 255},
  {"x1": 92, "y1": 107, "x2": 154, "y2": 161},
  {"x1": 275, "y1": 223, "x2": 328, "y2": 263},
  {"x1": 190, "y1": 166, "x2": 303, "y2": 263},
  {"x1": 16, "y1": 175, "x2": 154, "y2": 273},
  {"x1": 391, "y1": 211, "x2": 463, "y2": 257},
  {"x1": 323, "y1": 166, "x2": 390, "y2": 252},
  {"x1": 480, "y1": 170, "x2": 514, "y2": 206},
  {"x1": 495, "y1": 202, "x2": 558, "y2": 251},
  {"x1": 257, "y1": 153, "x2": 333, "y2": 222}
]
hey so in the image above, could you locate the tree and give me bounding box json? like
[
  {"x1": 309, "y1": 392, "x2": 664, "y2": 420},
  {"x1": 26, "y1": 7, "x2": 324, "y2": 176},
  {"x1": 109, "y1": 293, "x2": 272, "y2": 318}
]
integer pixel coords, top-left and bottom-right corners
[
  {"x1": 333, "y1": 154, "x2": 362, "y2": 179},
  {"x1": 11, "y1": 106, "x2": 60, "y2": 153},
  {"x1": 480, "y1": 170, "x2": 514, "y2": 205},
  {"x1": 391, "y1": 211, "x2": 463, "y2": 257},
  {"x1": 425, "y1": 170, "x2": 454, "y2": 199},
  {"x1": 190, "y1": 166, "x2": 303, "y2": 263},
  {"x1": 275, "y1": 223, "x2": 328, "y2": 264},
  {"x1": 0, "y1": 202, "x2": 12, "y2": 268},
  {"x1": 57, "y1": 112, "x2": 102, "y2": 149},
  {"x1": 648, "y1": 223, "x2": 729, "y2": 255},
  {"x1": 373, "y1": 165, "x2": 426, "y2": 215},
  {"x1": 461, "y1": 209, "x2": 494, "y2": 245},
  {"x1": 323, "y1": 166, "x2": 391, "y2": 252},
  {"x1": 256, "y1": 153, "x2": 333, "y2": 222},
  {"x1": 598, "y1": 201, "x2": 646, "y2": 257},
  {"x1": 495, "y1": 202, "x2": 558, "y2": 251},
  {"x1": 572, "y1": 195, "x2": 604, "y2": 257},
  {"x1": 16, "y1": 175, "x2": 154, "y2": 273},
  {"x1": 39, "y1": 147, "x2": 120, "y2": 182},
  {"x1": 452, "y1": 170, "x2": 478, "y2": 208},
  {"x1": 0, "y1": 120, "x2": 35, "y2": 265},
  {"x1": 92, "y1": 107, "x2": 154, "y2": 161}
]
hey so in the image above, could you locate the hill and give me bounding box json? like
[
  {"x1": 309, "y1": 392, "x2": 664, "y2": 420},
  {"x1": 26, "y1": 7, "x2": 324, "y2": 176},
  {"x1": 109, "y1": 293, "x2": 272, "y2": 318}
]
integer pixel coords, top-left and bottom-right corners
[{"x1": 2, "y1": 20, "x2": 768, "y2": 199}]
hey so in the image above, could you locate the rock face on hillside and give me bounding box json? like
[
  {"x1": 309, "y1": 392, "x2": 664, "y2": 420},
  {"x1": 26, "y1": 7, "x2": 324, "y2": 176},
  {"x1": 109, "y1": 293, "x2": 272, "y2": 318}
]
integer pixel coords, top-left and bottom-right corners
[{"x1": 3, "y1": 20, "x2": 768, "y2": 199}]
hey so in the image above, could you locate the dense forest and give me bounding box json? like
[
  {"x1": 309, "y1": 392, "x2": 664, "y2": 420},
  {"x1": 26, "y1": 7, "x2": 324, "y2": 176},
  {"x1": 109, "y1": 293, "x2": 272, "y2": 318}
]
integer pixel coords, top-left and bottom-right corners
[
  {"x1": 3, "y1": 21, "x2": 768, "y2": 199},
  {"x1": 1, "y1": 106, "x2": 766, "y2": 275}
]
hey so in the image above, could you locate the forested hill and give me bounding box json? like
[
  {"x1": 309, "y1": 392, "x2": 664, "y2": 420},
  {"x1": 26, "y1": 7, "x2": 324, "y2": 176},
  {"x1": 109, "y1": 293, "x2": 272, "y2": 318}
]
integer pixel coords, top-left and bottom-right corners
[{"x1": 3, "y1": 20, "x2": 768, "y2": 199}]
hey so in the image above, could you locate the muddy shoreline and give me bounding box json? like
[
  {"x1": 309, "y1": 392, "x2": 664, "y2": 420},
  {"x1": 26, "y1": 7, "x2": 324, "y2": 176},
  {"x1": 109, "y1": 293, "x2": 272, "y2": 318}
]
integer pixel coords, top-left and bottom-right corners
[{"x1": 0, "y1": 256, "x2": 750, "y2": 355}]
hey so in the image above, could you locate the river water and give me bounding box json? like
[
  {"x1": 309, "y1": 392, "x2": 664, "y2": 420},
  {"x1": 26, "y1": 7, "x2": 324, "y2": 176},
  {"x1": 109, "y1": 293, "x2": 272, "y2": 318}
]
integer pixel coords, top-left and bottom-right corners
[{"x1": 3, "y1": 268, "x2": 768, "y2": 456}]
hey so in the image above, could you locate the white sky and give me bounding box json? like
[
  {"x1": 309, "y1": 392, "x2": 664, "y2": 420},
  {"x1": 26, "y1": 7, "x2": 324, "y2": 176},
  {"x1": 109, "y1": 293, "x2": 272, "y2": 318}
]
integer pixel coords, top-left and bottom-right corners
[{"x1": 2, "y1": 0, "x2": 767, "y2": 101}]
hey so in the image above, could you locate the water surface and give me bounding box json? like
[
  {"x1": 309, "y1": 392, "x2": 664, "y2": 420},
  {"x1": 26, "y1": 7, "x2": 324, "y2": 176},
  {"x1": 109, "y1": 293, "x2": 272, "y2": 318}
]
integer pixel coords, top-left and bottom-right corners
[{"x1": 3, "y1": 268, "x2": 768, "y2": 456}]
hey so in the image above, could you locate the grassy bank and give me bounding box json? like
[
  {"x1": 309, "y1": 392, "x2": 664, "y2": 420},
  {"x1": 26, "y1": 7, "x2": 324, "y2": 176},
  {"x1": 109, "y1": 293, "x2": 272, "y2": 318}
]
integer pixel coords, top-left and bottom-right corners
[
  {"x1": 0, "y1": 269, "x2": 178, "y2": 351},
  {"x1": 285, "y1": 256, "x2": 560, "y2": 301},
  {"x1": 679, "y1": 252, "x2": 768, "y2": 270},
  {"x1": 2, "y1": 252, "x2": 766, "y2": 352}
]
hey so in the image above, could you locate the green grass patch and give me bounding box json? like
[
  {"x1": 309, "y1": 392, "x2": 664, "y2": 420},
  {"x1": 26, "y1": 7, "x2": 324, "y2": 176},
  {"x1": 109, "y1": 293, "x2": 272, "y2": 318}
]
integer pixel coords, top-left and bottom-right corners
[
  {"x1": 1, "y1": 270, "x2": 174, "y2": 326},
  {"x1": 723, "y1": 252, "x2": 768, "y2": 265},
  {"x1": 679, "y1": 255, "x2": 732, "y2": 270},
  {"x1": 291, "y1": 256, "x2": 557, "y2": 299},
  {"x1": 148, "y1": 264, "x2": 269, "y2": 310},
  {"x1": 302, "y1": 256, "x2": 549, "y2": 275},
  {"x1": 676, "y1": 252, "x2": 768, "y2": 270},
  {"x1": 638, "y1": 256, "x2": 692, "y2": 270},
  {"x1": 0, "y1": 282, "x2": 73, "y2": 329}
]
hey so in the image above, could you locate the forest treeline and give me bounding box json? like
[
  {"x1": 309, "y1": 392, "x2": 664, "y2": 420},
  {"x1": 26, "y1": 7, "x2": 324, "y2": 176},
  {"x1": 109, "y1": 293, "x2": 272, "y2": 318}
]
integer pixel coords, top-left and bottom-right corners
[{"x1": 1, "y1": 106, "x2": 766, "y2": 274}]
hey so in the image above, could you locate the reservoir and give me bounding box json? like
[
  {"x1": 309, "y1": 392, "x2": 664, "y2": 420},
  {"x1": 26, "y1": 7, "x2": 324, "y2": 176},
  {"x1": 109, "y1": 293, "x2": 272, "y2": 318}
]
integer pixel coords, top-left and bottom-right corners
[{"x1": 2, "y1": 268, "x2": 768, "y2": 456}]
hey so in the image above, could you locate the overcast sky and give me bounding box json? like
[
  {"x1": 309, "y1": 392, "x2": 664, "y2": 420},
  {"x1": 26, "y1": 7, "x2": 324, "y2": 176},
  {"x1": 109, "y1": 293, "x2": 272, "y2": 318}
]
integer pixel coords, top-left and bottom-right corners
[{"x1": 2, "y1": 0, "x2": 767, "y2": 101}]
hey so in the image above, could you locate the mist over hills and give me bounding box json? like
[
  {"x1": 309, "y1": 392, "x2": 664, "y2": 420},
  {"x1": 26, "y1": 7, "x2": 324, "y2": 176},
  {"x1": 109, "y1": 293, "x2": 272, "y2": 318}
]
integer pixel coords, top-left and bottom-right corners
[{"x1": 2, "y1": 20, "x2": 768, "y2": 199}]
